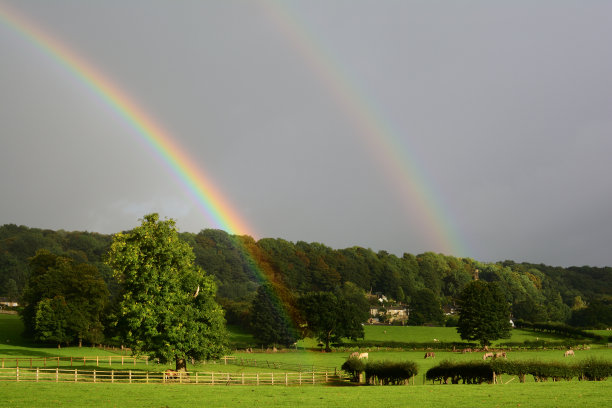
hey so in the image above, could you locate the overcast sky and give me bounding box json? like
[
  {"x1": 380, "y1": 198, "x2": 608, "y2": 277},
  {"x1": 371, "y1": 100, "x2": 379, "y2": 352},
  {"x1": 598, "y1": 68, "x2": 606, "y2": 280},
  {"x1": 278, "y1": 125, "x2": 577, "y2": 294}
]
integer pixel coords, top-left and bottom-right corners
[{"x1": 1, "y1": 1, "x2": 611, "y2": 267}]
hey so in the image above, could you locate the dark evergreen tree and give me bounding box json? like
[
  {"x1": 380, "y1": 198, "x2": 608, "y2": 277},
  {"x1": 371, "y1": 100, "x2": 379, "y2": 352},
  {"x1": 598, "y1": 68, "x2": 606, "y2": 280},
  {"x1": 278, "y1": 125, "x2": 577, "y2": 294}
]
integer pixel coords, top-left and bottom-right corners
[{"x1": 250, "y1": 283, "x2": 299, "y2": 347}]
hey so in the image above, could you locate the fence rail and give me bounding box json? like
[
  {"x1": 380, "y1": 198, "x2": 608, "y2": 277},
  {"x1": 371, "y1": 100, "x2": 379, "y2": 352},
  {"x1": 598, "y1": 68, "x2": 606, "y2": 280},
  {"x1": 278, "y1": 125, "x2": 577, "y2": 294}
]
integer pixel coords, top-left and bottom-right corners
[
  {"x1": 0, "y1": 355, "x2": 150, "y2": 369},
  {"x1": 230, "y1": 357, "x2": 336, "y2": 374},
  {"x1": 0, "y1": 367, "x2": 334, "y2": 386}
]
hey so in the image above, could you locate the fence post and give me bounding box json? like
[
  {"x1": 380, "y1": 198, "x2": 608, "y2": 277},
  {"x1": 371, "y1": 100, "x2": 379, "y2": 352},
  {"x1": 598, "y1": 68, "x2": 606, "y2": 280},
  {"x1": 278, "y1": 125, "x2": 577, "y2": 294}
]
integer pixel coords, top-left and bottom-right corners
[
  {"x1": 146, "y1": 371, "x2": 149, "y2": 384},
  {"x1": 36, "y1": 367, "x2": 39, "y2": 382},
  {"x1": 129, "y1": 370, "x2": 132, "y2": 383},
  {"x1": 211, "y1": 372, "x2": 215, "y2": 385},
  {"x1": 70, "y1": 357, "x2": 73, "y2": 367},
  {"x1": 256, "y1": 373, "x2": 259, "y2": 386},
  {"x1": 16, "y1": 366, "x2": 19, "y2": 382},
  {"x1": 145, "y1": 356, "x2": 148, "y2": 365},
  {"x1": 96, "y1": 356, "x2": 99, "y2": 367},
  {"x1": 299, "y1": 372, "x2": 302, "y2": 385},
  {"x1": 195, "y1": 371, "x2": 198, "y2": 384},
  {"x1": 133, "y1": 358, "x2": 136, "y2": 367},
  {"x1": 55, "y1": 368, "x2": 58, "y2": 382},
  {"x1": 271, "y1": 372, "x2": 274, "y2": 385},
  {"x1": 16, "y1": 358, "x2": 19, "y2": 368},
  {"x1": 121, "y1": 356, "x2": 124, "y2": 366},
  {"x1": 94, "y1": 370, "x2": 96, "y2": 383},
  {"x1": 241, "y1": 372, "x2": 244, "y2": 385},
  {"x1": 109, "y1": 356, "x2": 112, "y2": 366},
  {"x1": 74, "y1": 369, "x2": 77, "y2": 382},
  {"x1": 285, "y1": 373, "x2": 288, "y2": 386},
  {"x1": 325, "y1": 371, "x2": 328, "y2": 382},
  {"x1": 111, "y1": 370, "x2": 114, "y2": 383},
  {"x1": 312, "y1": 372, "x2": 315, "y2": 384}
]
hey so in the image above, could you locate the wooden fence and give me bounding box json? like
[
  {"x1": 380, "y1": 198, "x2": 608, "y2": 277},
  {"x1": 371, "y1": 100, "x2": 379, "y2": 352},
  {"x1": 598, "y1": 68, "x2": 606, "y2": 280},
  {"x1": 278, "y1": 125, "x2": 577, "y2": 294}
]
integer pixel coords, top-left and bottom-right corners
[
  {"x1": 230, "y1": 357, "x2": 336, "y2": 374},
  {"x1": 0, "y1": 355, "x2": 150, "y2": 369},
  {"x1": 0, "y1": 367, "x2": 334, "y2": 386}
]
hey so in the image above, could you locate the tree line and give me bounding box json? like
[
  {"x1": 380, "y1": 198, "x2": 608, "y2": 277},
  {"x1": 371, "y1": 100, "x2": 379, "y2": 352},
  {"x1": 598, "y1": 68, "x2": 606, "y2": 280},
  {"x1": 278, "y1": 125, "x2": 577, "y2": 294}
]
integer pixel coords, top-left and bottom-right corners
[{"x1": 1, "y1": 222, "x2": 611, "y2": 350}]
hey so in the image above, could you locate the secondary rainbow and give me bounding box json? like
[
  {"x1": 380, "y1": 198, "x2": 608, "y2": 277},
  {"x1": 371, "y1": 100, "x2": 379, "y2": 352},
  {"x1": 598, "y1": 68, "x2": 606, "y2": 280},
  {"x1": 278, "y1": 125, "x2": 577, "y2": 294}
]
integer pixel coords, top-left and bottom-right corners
[
  {"x1": 262, "y1": 1, "x2": 468, "y2": 257},
  {"x1": 0, "y1": 3, "x2": 251, "y2": 237}
]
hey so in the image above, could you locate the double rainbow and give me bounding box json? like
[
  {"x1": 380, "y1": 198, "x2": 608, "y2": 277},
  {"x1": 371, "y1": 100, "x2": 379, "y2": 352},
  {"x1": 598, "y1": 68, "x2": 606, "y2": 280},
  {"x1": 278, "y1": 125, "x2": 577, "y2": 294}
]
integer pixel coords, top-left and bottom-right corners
[{"x1": 0, "y1": 2, "x2": 466, "y2": 256}]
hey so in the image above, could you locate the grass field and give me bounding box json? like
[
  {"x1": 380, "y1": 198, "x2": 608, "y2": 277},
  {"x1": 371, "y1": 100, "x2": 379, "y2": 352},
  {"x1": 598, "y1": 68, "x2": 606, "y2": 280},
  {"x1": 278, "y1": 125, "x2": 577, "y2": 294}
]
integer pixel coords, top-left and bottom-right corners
[
  {"x1": 1, "y1": 313, "x2": 611, "y2": 407},
  {"x1": 1, "y1": 381, "x2": 610, "y2": 408}
]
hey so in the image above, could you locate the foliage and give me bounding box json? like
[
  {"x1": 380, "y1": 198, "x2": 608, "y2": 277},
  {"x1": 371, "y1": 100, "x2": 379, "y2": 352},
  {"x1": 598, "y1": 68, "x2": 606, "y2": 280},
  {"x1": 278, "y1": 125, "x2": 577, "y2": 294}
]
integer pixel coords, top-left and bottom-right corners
[
  {"x1": 106, "y1": 214, "x2": 228, "y2": 371},
  {"x1": 20, "y1": 250, "x2": 108, "y2": 346},
  {"x1": 426, "y1": 360, "x2": 494, "y2": 384},
  {"x1": 341, "y1": 356, "x2": 366, "y2": 382},
  {"x1": 298, "y1": 283, "x2": 369, "y2": 351},
  {"x1": 490, "y1": 358, "x2": 612, "y2": 382},
  {"x1": 408, "y1": 288, "x2": 444, "y2": 325},
  {"x1": 457, "y1": 280, "x2": 512, "y2": 347},
  {"x1": 2, "y1": 223, "x2": 611, "y2": 332},
  {"x1": 250, "y1": 282, "x2": 299, "y2": 347},
  {"x1": 364, "y1": 360, "x2": 419, "y2": 385}
]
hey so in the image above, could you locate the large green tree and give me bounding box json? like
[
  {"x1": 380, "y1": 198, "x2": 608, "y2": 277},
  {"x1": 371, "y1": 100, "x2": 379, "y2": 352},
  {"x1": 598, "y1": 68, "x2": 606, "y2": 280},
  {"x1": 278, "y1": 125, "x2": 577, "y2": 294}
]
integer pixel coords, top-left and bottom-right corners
[
  {"x1": 106, "y1": 214, "x2": 228, "y2": 372},
  {"x1": 298, "y1": 282, "x2": 369, "y2": 351},
  {"x1": 456, "y1": 280, "x2": 512, "y2": 347}
]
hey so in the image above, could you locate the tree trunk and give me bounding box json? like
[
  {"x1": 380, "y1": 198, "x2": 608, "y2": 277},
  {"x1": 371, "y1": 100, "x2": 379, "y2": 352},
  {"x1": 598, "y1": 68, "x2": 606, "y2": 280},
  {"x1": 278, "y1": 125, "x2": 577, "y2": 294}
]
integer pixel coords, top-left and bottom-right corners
[{"x1": 175, "y1": 357, "x2": 187, "y2": 372}]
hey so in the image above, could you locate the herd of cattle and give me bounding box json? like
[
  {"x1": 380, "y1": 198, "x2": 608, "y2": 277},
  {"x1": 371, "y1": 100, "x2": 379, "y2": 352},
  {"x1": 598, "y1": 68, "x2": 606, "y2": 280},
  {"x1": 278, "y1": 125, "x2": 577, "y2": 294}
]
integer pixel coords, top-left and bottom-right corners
[{"x1": 348, "y1": 348, "x2": 578, "y2": 362}]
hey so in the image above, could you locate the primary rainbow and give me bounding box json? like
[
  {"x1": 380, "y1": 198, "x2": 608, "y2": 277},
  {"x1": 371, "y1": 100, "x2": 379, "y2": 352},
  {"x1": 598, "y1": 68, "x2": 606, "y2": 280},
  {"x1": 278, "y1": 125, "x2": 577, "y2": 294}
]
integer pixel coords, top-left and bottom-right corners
[{"x1": 0, "y1": 3, "x2": 251, "y2": 237}]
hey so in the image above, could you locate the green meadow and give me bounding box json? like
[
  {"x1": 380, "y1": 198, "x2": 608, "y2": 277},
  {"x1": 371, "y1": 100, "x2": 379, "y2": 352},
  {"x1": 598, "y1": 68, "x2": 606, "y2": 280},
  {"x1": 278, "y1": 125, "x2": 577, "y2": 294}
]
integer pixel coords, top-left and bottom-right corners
[{"x1": 1, "y1": 314, "x2": 611, "y2": 407}]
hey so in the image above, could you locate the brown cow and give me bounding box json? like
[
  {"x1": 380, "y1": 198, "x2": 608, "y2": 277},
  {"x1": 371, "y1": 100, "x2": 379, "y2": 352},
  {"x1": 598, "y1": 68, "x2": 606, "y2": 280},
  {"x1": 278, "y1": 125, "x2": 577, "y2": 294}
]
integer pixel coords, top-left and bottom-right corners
[
  {"x1": 482, "y1": 352, "x2": 495, "y2": 360},
  {"x1": 495, "y1": 352, "x2": 507, "y2": 359},
  {"x1": 164, "y1": 369, "x2": 178, "y2": 381},
  {"x1": 424, "y1": 352, "x2": 436, "y2": 359}
]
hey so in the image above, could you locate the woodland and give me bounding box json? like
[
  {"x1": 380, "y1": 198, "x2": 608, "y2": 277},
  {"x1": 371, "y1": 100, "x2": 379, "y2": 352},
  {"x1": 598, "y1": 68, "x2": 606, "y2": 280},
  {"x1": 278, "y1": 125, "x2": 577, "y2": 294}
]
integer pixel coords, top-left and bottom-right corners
[{"x1": 0, "y1": 223, "x2": 611, "y2": 347}]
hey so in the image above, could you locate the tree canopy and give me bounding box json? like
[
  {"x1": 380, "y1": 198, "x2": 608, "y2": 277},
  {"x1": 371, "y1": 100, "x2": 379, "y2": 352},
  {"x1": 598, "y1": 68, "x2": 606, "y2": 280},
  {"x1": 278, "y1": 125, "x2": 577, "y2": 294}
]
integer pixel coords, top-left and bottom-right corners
[
  {"x1": 21, "y1": 250, "x2": 108, "y2": 346},
  {"x1": 457, "y1": 280, "x2": 512, "y2": 347},
  {"x1": 105, "y1": 214, "x2": 228, "y2": 371},
  {"x1": 298, "y1": 283, "x2": 369, "y2": 351}
]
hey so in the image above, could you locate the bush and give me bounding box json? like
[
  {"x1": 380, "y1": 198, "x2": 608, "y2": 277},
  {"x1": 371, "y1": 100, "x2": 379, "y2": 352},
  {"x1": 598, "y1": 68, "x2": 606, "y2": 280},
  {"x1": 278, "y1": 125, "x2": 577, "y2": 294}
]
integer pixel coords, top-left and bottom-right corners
[
  {"x1": 364, "y1": 360, "x2": 418, "y2": 385},
  {"x1": 341, "y1": 357, "x2": 366, "y2": 382},
  {"x1": 579, "y1": 358, "x2": 612, "y2": 381},
  {"x1": 426, "y1": 361, "x2": 493, "y2": 384}
]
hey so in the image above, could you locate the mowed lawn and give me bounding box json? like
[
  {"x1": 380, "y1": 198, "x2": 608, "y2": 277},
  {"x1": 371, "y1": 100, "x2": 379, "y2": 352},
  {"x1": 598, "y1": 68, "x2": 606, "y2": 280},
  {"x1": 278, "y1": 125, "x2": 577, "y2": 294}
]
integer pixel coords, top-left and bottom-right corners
[{"x1": 1, "y1": 381, "x2": 610, "y2": 408}]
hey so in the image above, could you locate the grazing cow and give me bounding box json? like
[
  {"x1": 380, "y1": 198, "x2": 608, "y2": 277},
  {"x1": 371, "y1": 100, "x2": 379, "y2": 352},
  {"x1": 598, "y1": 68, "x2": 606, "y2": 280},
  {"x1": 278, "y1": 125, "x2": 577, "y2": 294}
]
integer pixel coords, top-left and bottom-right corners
[
  {"x1": 433, "y1": 339, "x2": 439, "y2": 342},
  {"x1": 424, "y1": 352, "x2": 436, "y2": 359},
  {"x1": 482, "y1": 352, "x2": 495, "y2": 360},
  {"x1": 349, "y1": 351, "x2": 360, "y2": 358},
  {"x1": 164, "y1": 369, "x2": 178, "y2": 381},
  {"x1": 564, "y1": 350, "x2": 575, "y2": 357},
  {"x1": 358, "y1": 352, "x2": 369, "y2": 359},
  {"x1": 495, "y1": 352, "x2": 507, "y2": 359},
  {"x1": 461, "y1": 348, "x2": 473, "y2": 354}
]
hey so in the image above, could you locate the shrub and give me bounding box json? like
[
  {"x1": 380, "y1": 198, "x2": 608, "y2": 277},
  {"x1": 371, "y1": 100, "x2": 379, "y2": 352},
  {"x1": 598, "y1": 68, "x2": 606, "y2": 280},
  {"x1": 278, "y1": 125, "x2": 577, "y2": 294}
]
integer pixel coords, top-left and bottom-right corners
[
  {"x1": 364, "y1": 360, "x2": 418, "y2": 385},
  {"x1": 341, "y1": 357, "x2": 366, "y2": 382},
  {"x1": 579, "y1": 358, "x2": 612, "y2": 381},
  {"x1": 426, "y1": 361, "x2": 493, "y2": 384}
]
